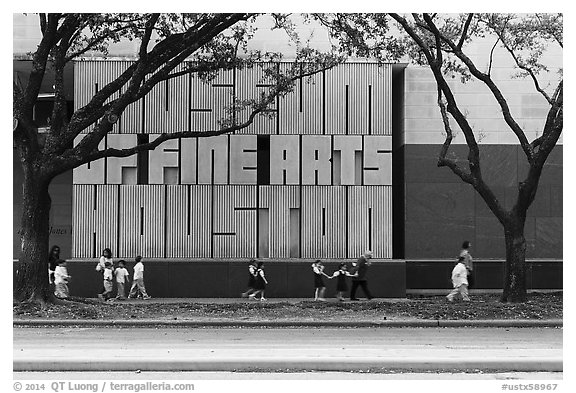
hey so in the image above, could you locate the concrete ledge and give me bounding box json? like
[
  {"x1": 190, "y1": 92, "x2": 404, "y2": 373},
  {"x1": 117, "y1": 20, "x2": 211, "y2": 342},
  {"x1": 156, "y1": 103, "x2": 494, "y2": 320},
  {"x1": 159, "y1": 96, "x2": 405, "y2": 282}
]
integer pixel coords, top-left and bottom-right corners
[
  {"x1": 13, "y1": 319, "x2": 562, "y2": 328},
  {"x1": 438, "y1": 319, "x2": 563, "y2": 328},
  {"x1": 13, "y1": 357, "x2": 563, "y2": 372}
]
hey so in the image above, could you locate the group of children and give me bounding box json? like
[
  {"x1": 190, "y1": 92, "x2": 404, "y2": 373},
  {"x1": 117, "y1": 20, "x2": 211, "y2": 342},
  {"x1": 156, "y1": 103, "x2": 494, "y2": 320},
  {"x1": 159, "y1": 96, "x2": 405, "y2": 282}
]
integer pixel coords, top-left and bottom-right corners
[
  {"x1": 311, "y1": 260, "x2": 355, "y2": 301},
  {"x1": 48, "y1": 245, "x2": 151, "y2": 301},
  {"x1": 240, "y1": 259, "x2": 361, "y2": 301},
  {"x1": 95, "y1": 249, "x2": 150, "y2": 301},
  {"x1": 51, "y1": 241, "x2": 475, "y2": 303},
  {"x1": 241, "y1": 260, "x2": 269, "y2": 301}
]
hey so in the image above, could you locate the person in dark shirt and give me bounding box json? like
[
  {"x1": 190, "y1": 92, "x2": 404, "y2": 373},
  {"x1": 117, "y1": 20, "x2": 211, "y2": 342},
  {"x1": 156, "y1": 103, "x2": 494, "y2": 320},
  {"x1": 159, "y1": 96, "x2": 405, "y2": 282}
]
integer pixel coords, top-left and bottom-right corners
[{"x1": 350, "y1": 250, "x2": 374, "y2": 301}]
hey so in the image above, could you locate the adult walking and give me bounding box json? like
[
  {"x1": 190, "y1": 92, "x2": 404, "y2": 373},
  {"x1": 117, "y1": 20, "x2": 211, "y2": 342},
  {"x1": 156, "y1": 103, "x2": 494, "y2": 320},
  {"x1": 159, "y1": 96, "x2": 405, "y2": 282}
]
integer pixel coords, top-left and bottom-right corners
[
  {"x1": 350, "y1": 250, "x2": 374, "y2": 301},
  {"x1": 460, "y1": 241, "x2": 474, "y2": 289}
]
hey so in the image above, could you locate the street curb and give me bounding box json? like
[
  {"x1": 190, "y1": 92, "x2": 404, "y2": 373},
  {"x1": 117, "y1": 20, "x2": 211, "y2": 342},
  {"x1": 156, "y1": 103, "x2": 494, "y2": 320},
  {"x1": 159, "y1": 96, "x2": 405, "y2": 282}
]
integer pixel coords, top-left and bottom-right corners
[
  {"x1": 13, "y1": 319, "x2": 563, "y2": 328},
  {"x1": 13, "y1": 358, "x2": 563, "y2": 372}
]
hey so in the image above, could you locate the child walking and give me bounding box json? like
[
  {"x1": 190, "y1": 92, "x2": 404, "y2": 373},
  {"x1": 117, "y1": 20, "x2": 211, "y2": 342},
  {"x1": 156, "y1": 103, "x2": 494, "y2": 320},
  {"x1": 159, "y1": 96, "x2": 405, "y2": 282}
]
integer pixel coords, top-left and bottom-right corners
[
  {"x1": 101, "y1": 261, "x2": 114, "y2": 301},
  {"x1": 95, "y1": 248, "x2": 113, "y2": 298},
  {"x1": 128, "y1": 255, "x2": 151, "y2": 299},
  {"x1": 54, "y1": 259, "x2": 71, "y2": 299},
  {"x1": 249, "y1": 261, "x2": 268, "y2": 301},
  {"x1": 330, "y1": 262, "x2": 352, "y2": 301},
  {"x1": 312, "y1": 260, "x2": 331, "y2": 301},
  {"x1": 114, "y1": 260, "x2": 130, "y2": 300},
  {"x1": 241, "y1": 259, "x2": 258, "y2": 298},
  {"x1": 446, "y1": 256, "x2": 470, "y2": 302}
]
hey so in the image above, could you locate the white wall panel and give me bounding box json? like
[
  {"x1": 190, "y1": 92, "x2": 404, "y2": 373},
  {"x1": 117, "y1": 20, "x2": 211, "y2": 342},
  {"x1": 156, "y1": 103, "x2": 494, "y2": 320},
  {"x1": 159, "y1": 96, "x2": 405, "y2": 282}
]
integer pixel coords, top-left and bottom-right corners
[
  {"x1": 74, "y1": 60, "x2": 142, "y2": 134},
  {"x1": 333, "y1": 136, "x2": 363, "y2": 185},
  {"x1": 364, "y1": 136, "x2": 392, "y2": 185},
  {"x1": 278, "y1": 63, "x2": 323, "y2": 134},
  {"x1": 348, "y1": 186, "x2": 392, "y2": 258},
  {"x1": 144, "y1": 63, "x2": 188, "y2": 133},
  {"x1": 269, "y1": 135, "x2": 300, "y2": 185},
  {"x1": 325, "y1": 63, "x2": 392, "y2": 135},
  {"x1": 197, "y1": 135, "x2": 228, "y2": 184},
  {"x1": 148, "y1": 136, "x2": 179, "y2": 184},
  {"x1": 301, "y1": 136, "x2": 331, "y2": 185},
  {"x1": 73, "y1": 136, "x2": 106, "y2": 184},
  {"x1": 301, "y1": 186, "x2": 346, "y2": 258},
  {"x1": 189, "y1": 69, "x2": 234, "y2": 132},
  {"x1": 259, "y1": 186, "x2": 300, "y2": 258},
  {"x1": 72, "y1": 185, "x2": 118, "y2": 258},
  {"x1": 166, "y1": 185, "x2": 211, "y2": 257},
  {"x1": 229, "y1": 135, "x2": 257, "y2": 184},
  {"x1": 106, "y1": 134, "x2": 138, "y2": 184},
  {"x1": 180, "y1": 137, "x2": 197, "y2": 184},
  {"x1": 213, "y1": 185, "x2": 257, "y2": 258},
  {"x1": 119, "y1": 185, "x2": 165, "y2": 258},
  {"x1": 236, "y1": 64, "x2": 277, "y2": 135}
]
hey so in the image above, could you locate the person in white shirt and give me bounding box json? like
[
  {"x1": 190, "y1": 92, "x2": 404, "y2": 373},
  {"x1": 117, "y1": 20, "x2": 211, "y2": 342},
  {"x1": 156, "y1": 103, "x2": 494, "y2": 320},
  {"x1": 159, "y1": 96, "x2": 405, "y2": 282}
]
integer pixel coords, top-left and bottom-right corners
[
  {"x1": 114, "y1": 260, "x2": 130, "y2": 300},
  {"x1": 95, "y1": 248, "x2": 113, "y2": 298},
  {"x1": 54, "y1": 259, "x2": 71, "y2": 299},
  {"x1": 446, "y1": 257, "x2": 470, "y2": 302},
  {"x1": 128, "y1": 255, "x2": 151, "y2": 299},
  {"x1": 101, "y1": 261, "x2": 114, "y2": 301}
]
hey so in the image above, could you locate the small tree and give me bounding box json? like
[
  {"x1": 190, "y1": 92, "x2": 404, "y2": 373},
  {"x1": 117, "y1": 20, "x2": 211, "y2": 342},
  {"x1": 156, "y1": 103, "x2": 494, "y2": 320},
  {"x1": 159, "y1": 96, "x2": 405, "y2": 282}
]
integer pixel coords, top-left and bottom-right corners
[
  {"x1": 316, "y1": 13, "x2": 563, "y2": 302},
  {"x1": 13, "y1": 13, "x2": 341, "y2": 304}
]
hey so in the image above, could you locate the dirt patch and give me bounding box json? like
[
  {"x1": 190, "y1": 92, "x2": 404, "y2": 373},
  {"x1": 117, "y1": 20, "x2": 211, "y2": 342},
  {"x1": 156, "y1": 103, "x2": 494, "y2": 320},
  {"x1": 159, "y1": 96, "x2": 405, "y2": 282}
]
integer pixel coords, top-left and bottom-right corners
[{"x1": 13, "y1": 292, "x2": 562, "y2": 321}]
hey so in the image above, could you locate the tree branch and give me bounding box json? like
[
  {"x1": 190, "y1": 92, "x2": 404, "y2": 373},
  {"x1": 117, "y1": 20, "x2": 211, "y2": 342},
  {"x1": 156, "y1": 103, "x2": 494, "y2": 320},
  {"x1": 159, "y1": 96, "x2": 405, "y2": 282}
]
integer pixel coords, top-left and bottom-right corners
[
  {"x1": 421, "y1": 14, "x2": 534, "y2": 162},
  {"x1": 488, "y1": 24, "x2": 553, "y2": 105},
  {"x1": 487, "y1": 36, "x2": 500, "y2": 77},
  {"x1": 138, "y1": 14, "x2": 160, "y2": 61},
  {"x1": 39, "y1": 13, "x2": 47, "y2": 34},
  {"x1": 457, "y1": 13, "x2": 474, "y2": 50}
]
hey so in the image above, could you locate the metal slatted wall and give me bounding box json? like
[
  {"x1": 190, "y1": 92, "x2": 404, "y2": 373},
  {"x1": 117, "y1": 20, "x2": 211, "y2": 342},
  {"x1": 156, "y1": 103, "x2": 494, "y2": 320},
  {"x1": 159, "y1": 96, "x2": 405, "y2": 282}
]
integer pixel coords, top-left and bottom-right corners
[{"x1": 72, "y1": 60, "x2": 393, "y2": 259}]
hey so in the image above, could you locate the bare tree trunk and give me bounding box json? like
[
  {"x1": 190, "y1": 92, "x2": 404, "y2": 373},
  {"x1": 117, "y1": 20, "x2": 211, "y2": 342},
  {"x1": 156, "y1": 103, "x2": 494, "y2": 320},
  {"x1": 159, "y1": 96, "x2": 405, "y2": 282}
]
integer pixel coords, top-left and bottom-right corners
[
  {"x1": 501, "y1": 219, "x2": 528, "y2": 303},
  {"x1": 14, "y1": 164, "x2": 53, "y2": 304}
]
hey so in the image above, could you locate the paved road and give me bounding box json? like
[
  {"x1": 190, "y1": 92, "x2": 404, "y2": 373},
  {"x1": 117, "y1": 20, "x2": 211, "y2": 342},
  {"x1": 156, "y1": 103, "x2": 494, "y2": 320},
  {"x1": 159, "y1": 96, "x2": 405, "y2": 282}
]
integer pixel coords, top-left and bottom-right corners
[
  {"x1": 13, "y1": 327, "x2": 562, "y2": 372},
  {"x1": 14, "y1": 371, "x2": 563, "y2": 380}
]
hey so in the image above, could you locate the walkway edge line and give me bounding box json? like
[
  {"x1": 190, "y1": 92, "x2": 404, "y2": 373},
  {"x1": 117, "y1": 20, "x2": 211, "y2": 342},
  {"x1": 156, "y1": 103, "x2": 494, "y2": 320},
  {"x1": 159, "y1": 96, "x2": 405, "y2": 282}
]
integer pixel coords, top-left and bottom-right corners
[
  {"x1": 13, "y1": 319, "x2": 563, "y2": 328},
  {"x1": 13, "y1": 358, "x2": 563, "y2": 372}
]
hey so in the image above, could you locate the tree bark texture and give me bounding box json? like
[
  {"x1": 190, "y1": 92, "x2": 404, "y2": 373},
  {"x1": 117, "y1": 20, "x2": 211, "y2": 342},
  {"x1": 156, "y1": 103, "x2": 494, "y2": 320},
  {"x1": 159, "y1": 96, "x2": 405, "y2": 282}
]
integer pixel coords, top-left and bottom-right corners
[
  {"x1": 14, "y1": 164, "x2": 52, "y2": 304},
  {"x1": 501, "y1": 220, "x2": 528, "y2": 303}
]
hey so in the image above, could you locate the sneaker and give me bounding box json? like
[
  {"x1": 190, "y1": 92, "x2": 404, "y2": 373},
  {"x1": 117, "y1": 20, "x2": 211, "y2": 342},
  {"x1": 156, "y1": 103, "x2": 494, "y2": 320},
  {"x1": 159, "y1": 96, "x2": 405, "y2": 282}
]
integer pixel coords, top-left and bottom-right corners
[
  {"x1": 97, "y1": 294, "x2": 104, "y2": 300},
  {"x1": 248, "y1": 293, "x2": 257, "y2": 300},
  {"x1": 260, "y1": 297, "x2": 267, "y2": 301},
  {"x1": 142, "y1": 295, "x2": 151, "y2": 300}
]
